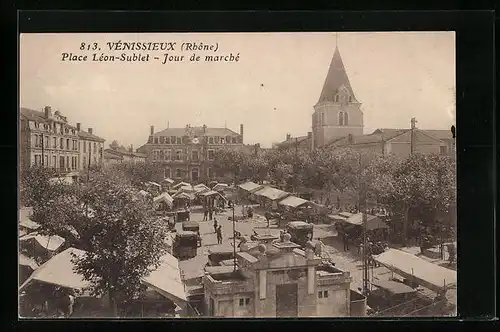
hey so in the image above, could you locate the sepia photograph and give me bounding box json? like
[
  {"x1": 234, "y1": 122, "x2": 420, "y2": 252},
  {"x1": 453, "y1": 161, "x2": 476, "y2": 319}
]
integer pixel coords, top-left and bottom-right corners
[{"x1": 19, "y1": 32, "x2": 457, "y2": 318}]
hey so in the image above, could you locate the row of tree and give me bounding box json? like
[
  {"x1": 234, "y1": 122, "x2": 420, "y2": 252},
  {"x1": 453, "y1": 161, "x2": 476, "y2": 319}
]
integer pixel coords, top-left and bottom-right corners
[
  {"x1": 21, "y1": 166, "x2": 170, "y2": 316},
  {"x1": 212, "y1": 147, "x2": 457, "y2": 242}
]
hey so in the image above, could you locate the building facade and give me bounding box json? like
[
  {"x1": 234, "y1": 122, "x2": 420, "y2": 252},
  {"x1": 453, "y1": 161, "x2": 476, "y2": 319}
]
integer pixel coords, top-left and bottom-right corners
[
  {"x1": 312, "y1": 46, "x2": 363, "y2": 149},
  {"x1": 140, "y1": 124, "x2": 244, "y2": 182},
  {"x1": 77, "y1": 124, "x2": 105, "y2": 169},
  {"x1": 103, "y1": 147, "x2": 147, "y2": 165},
  {"x1": 20, "y1": 107, "x2": 80, "y2": 173},
  {"x1": 203, "y1": 237, "x2": 352, "y2": 318}
]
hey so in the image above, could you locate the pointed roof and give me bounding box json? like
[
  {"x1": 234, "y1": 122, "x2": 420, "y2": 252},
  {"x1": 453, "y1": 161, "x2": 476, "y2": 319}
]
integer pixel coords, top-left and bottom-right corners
[{"x1": 317, "y1": 47, "x2": 358, "y2": 104}]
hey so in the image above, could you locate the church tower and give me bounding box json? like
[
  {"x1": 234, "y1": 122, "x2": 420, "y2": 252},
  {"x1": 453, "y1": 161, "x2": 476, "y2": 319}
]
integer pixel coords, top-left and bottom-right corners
[{"x1": 312, "y1": 43, "x2": 363, "y2": 149}]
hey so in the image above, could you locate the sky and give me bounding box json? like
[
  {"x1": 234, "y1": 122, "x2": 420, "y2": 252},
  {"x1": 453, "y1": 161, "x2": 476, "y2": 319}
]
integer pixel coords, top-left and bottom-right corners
[{"x1": 20, "y1": 32, "x2": 455, "y2": 148}]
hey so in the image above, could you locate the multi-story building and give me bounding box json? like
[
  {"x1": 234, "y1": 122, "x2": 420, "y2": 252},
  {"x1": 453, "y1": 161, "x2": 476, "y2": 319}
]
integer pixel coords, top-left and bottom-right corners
[
  {"x1": 103, "y1": 146, "x2": 147, "y2": 165},
  {"x1": 203, "y1": 235, "x2": 353, "y2": 317},
  {"x1": 20, "y1": 106, "x2": 80, "y2": 173},
  {"x1": 140, "y1": 124, "x2": 244, "y2": 182},
  {"x1": 77, "y1": 124, "x2": 105, "y2": 169}
]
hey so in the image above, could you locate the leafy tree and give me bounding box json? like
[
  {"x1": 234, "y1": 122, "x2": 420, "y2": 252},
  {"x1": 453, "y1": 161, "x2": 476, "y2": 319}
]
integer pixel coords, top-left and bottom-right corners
[{"x1": 109, "y1": 162, "x2": 164, "y2": 186}]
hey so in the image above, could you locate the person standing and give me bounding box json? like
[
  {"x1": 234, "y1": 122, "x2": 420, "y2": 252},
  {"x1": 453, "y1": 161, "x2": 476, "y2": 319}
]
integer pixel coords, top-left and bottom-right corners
[
  {"x1": 343, "y1": 232, "x2": 349, "y2": 251},
  {"x1": 213, "y1": 217, "x2": 218, "y2": 233},
  {"x1": 209, "y1": 208, "x2": 213, "y2": 221},
  {"x1": 216, "y1": 225, "x2": 223, "y2": 244},
  {"x1": 203, "y1": 209, "x2": 208, "y2": 221}
]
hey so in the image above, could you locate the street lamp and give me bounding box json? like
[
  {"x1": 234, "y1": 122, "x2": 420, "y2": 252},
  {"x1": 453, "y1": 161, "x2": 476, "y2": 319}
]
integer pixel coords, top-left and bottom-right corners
[{"x1": 232, "y1": 204, "x2": 237, "y2": 272}]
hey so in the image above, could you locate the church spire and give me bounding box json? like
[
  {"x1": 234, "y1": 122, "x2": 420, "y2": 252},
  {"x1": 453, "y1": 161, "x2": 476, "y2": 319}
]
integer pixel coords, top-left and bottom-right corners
[{"x1": 317, "y1": 39, "x2": 357, "y2": 104}]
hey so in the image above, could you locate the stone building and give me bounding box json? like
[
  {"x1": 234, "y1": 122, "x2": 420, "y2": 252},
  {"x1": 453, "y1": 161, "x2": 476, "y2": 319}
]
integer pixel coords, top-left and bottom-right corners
[
  {"x1": 203, "y1": 235, "x2": 352, "y2": 318},
  {"x1": 77, "y1": 124, "x2": 105, "y2": 169},
  {"x1": 103, "y1": 146, "x2": 147, "y2": 165},
  {"x1": 20, "y1": 107, "x2": 80, "y2": 173},
  {"x1": 140, "y1": 124, "x2": 244, "y2": 182}
]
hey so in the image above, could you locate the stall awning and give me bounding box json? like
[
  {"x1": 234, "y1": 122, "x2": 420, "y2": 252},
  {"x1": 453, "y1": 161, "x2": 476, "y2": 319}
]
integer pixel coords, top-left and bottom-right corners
[
  {"x1": 19, "y1": 253, "x2": 39, "y2": 270},
  {"x1": 237, "y1": 181, "x2": 264, "y2": 193},
  {"x1": 147, "y1": 181, "x2": 162, "y2": 189},
  {"x1": 153, "y1": 192, "x2": 174, "y2": 207},
  {"x1": 141, "y1": 252, "x2": 187, "y2": 307},
  {"x1": 163, "y1": 178, "x2": 175, "y2": 184},
  {"x1": 373, "y1": 249, "x2": 457, "y2": 293},
  {"x1": 342, "y1": 213, "x2": 389, "y2": 231},
  {"x1": 200, "y1": 190, "x2": 219, "y2": 197},
  {"x1": 19, "y1": 233, "x2": 66, "y2": 252},
  {"x1": 19, "y1": 207, "x2": 40, "y2": 231},
  {"x1": 278, "y1": 195, "x2": 309, "y2": 208},
  {"x1": 254, "y1": 187, "x2": 290, "y2": 201},
  {"x1": 194, "y1": 184, "x2": 210, "y2": 193},
  {"x1": 173, "y1": 192, "x2": 195, "y2": 200},
  {"x1": 212, "y1": 183, "x2": 228, "y2": 192},
  {"x1": 371, "y1": 280, "x2": 417, "y2": 295},
  {"x1": 172, "y1": 182, "x2": 191, "y2": 189}
]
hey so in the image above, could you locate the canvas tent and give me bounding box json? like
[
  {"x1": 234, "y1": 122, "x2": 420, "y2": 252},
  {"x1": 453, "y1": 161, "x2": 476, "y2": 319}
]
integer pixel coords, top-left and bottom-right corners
[
  {"x1": 339, "y1": 213, "x2": 389, "y2": 231},
  {"x1": 212, "y1": 183, "x2": 228, "y2": 192},
  {"x1": 19, "y1": 233, "x2": 66, "y2": 253},
  {"x1": 373, "y1": 249, "x2": 457, "y2": 293},
  {"x1": 172, "y1": 182, "x2": 191, "y2": 190},
  {"x1": 237, "y1": 181, "x2": 264, "y2": 193},
  {"x1": 278, "y1": 195, "x2": 310, "y2": 209}
]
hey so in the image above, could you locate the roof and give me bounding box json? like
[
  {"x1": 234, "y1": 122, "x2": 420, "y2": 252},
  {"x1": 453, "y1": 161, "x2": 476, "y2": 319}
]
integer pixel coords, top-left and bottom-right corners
[
  {"x1": 208, "y1": 244, "x2": 235, "y2": 254},
  {"x1": 153, "y1": 192, "x2": 174, "y2": 207},
  {"x1": 317, "y1": 47, "x2": 358, "y2": 104},
  {"x1": 375, "y1": 128, "x2": 453, "y2": 141},
  {"x1": 19, "y1": 248, "x2": 89, "y2": 291},
  {"x1": 254, "y1": 187, "x2": 290, "y2": 201},
  {"x1": 373, "y1": 249, "x2": 457, "y2": 293},
  {"x1": 200, "y1": 190, "x2": 219, "y2": 197},
  {"x1": 371, "y1": 280, "x2": 417, "y2": 295},
  {"x1": 173, "y1": 192, "x2": 195, "y2": 200},
  {"x1": 276, "y1": 136, "x2": 311, "y2": 148},
  {"x1": 20, "y1": 107, "x2": 75, "y2": 127},
  {"x1": 19, "y1": 253, "x2": 39, "y2": 270},
  {"x1": 103, "y1": 150, "x2": 123, "y2": 160},
  {"x1": 163, "y1": 178, "x2": 175, "y2": 184},
  {"x1": 104, "y1": 148, "x2": 146, "y2": 159},
  {"x1": 19, "y1": 233, "x2": 66, "y2": 252},
  {"x1": 152, "y1": 126, "x2": 240, "y2": 138},
  {"x1": 141, "y1": 252, "x2": 187, "y2": 305},
  {"x1": 343, "y1": 213, "x2": 389, "y2": 231},
  {"x1": 278, "y1": 195, "x2": 309, "y2": 208},
  {"x1": 287, "y1": 221, "x2": 313, "y2": 229},
  {"x1": 212, "y1": 183, "x2": 228, "y2": 191},
  {"x1": 78, "y1": 130, "x2": 105, "y2": 142},
  {"x1": 204, "y1": 265, "x2": 238, "y2": 275},
  {"x1": 237, "y1": 181, "x2": 264, "y2": 193}
]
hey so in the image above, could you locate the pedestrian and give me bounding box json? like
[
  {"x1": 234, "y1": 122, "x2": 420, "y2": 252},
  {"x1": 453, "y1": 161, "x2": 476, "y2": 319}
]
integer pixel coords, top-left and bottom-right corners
[
  {"x1": 213, "y1": 217, "x2": 218, "y2": 233},
  {"x1": 209, "y1": 208, "x2": 213, "y2": 221},
  {"x1": 216, "y1": 225, "x2": 223, "y2": 244},
  {"x1": 203, "y1": 209, "x2": 208, "y2": 221},
  {"x1": 343, "y1": 232, "x2": 349, "y2": 251}
]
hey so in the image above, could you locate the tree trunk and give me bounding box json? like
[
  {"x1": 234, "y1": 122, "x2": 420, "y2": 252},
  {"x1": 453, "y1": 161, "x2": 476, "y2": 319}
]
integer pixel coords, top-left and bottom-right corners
[{"x1": 109, "y1": 292, "x2": 119, "y2": 317}]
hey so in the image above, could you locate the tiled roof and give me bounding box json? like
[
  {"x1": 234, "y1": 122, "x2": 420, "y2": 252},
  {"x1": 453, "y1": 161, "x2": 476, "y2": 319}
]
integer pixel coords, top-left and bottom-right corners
[
  {"x1": 152, "y1": 126, "x2": 240, "y2": 137},
  {"x1": 104, "y1": 148, "x2": 146, "y2": 158},
  {"x1": 422, "y1": 129, "x2": 453, "y2": 140},
  {"x1": 78, "y1": 130, "x2": 105, "y2": 142},
  {"x1": 317, "y1": 47, "x2": 358, "y2": 104},
  {"x1": 103, "y1": 150, "x2": 123, "y2": 160},
  {"x1": 277, "y1": 135, "x2": 310, "y2": 146},
  {"x1": 20, "y1": 107, "x2": 75, "y2": 128}
]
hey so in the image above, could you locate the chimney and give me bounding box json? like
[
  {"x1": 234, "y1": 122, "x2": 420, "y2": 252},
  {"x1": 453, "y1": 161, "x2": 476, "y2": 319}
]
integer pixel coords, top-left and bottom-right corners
[
  {"x1": 240, "y1": 124, "x2": 244, "y2": 136},
  {"x1": 150, "y1": 125, "x2": 154, "y2": 135},
  {"x1": 307, "y1": 132, "x2": 312, "y2": 139},
  {"x1": 203, "y1": 124, "x2": 207, "y2": 133},
  {"x1": 44, "y1": 106, "x2": 52, "y2": 118},
  {"x1": 76, "y1": 123, "x2": 81, "y2": 131},
  {"x1": 286, "y1": 133, "x2": 291, "y2": 140},
  {"x1": 88, "y1": 128, "x2": 93, "y2": 135}
]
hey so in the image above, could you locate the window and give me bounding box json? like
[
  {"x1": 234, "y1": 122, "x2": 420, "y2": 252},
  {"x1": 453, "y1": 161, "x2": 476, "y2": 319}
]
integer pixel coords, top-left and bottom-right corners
[
  {"x1": 176, "y1": 137, "x2": 182, "y2": 144},
  {"x1": 339, "y1": 112, "x2": 348, "y2": 126},
  {"x1": 208, "y1": 167, "x2": 214, "y2": 178},
  {"x1": 164, "y1": 168, "x2": 171, "y2": 178},
  {"x1": 83, "y1": 156, "x2": 87, "y2": 168},
  {"x1": 83, "y1": 141, "x2": 87, "y2": 152},
  {"x1": 440, "y1": 146, "x2": 448, "y2": 155},
  {"x1": 152, "y1": 150, "x2": 159, "y2": 161},
  {"x1": 220, "y1": 138, "x2": 225, "y2": 144},
  {"x1": 348, "y1": 96, "x2": 352, "y2": 102},
  {"x1": 344, "y1": 112, "x2": 349, "y2": 125},
  {"x1": 66, "y1": 156, "x2": 70, "y2": 169},
  {"x1": 44, "y1": 136, "x2": 49, "y2": 148},
  {"x1": 44, "y1": 155, "x2": 48, "y2": 166},
  {"x1": 66, "y1": 139, "x2": 70, "y2": 150},
  {"x1": 160, "y1": 136, "x2": 165, "y2": 144},
  {"x1": 52, "y1": 156, "x2": 56, "y2": 168},
  {"x1": 165, "y1": 136, "x2": 170, "y2": 144},
  {"x1": 191, "y1": 150, "x2": 199, "y2": 162},
  {"x1": 209, "y1": 137, "x2": 214, "y2": 144},
  {"x1": 208, "y1": 149, "x2": 215, "y2": 160},
  {"x1": 53, "y1": 137, "x2": 57, "y2": 148},
  {"x1": 171, "y1": 136, "x2": 176, "y2": 144},
  {"x1": 60, "y1": 156, "x2": 65, "y2": 169},
  {"x1": 154, "y1": 137, "x2": 159, "y2": 144},
  {"x1": 239, "y1": 298, "x2": 250, "y2": 307},
  {"x1": 60, "y1": 138, "x2": 64, "y2": 149},
  {"x1": 226, "y1": 136, "x2": 231, "y2": 144},
  {"x1": 318, "y1": 290, "x2": 329, "y2": 298},
  {"x1": 335, "y1": 95, "x2": 339, "y2": 102},
  {"x1": 94, "y1": 142, "x2": 97, "y2": 154},
  {"x1": 214, "y1": 136, "x2": 220, "y2": 144},
  {"x1": 165, "y1": 149, "x2": 172, "y2": 160},
  {"x1": 175, "y1": 168, "x2": 182, "y2": 178},
  {"x1": 232, "y1": 137, "x2": 237, "y2": 144},
  {"x1": 175, "y1": 150, "x2": 182, "y2": 161}
]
